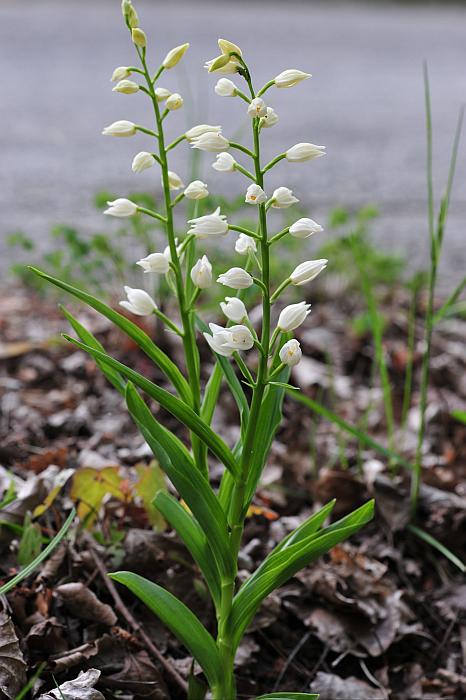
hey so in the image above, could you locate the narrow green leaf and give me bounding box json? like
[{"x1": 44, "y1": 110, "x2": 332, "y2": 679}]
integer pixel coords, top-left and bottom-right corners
[
  {"x1": 64, "y1": 336, "x2": 239, "y2": 479},
  {"x1": 153, "y1": 491, "x2": 221, "y2": 607},
  {"x1": 29, "y1": 267, "x2": 192, "y2": 403},
  {"x1": 110, "y1": 572, "x2": 222, "y2": 689},
  {"x1": 231, "y1": 501, "x2": 374, "y2": 650},
  {"x1": 451, "y1": 409, "x2": 466, "y2": 425},
  {"x1": 408, "y1": 524, "x2": 465, "y2": 572},
  {"x1": 60, "y1": 306, "x2": 126, "y2": 393},
  {"x1": 287, "y1": 389, "x2": 414, "y2": 472},
  {"x1": 126, "y1": 383, "x2": 235, "y2": 579},
  {"x1": 0, "y1": 509, "x2": 76, "y2": 596}
]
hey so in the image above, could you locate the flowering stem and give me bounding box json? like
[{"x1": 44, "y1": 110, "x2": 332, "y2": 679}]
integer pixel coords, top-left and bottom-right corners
[
  {"x1": 270, "y1": 277, "x2": 291, "y2": 303},
  {"x1": 137, "y1": 48, "x2": 206, "y2": 477},
  {"x1": 134, "y1": 124, "x2": 158, "y2": 138},
  {"x1": 229, "y1": 141, "x2": 255, "y2": 159},
  {"x1": 153, "y1": 309, "x2": 183, "y2": 337},
  {"x1": 166, "y1": 134, "x2": 186, "y2": 152},
  {"x1": 216, "y1": 61, "x2": 272, "y2": 699},
  {"x1": 257, "y1": 79, "x2": 275, "y2": 97},
  {"x1": 170, "y1": 192, "x2": 185, "y2": 208},
  {"x1": 233, "y1": 162, "x2": 255, "y2": 181},
  {"x1": 137, "y1": 206, "x2": 166, "y2": 223},
  {"x1": 268, "y1": 226, "x2": 290, "y2": 246}
]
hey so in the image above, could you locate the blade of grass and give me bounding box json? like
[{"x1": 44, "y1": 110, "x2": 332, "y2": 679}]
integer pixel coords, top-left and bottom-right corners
[
  {"x1": 408, "y1": 524, "x2": 465, "y2": 572},
  {"x1": 286, "y1": 389, "x2": 414, "y2": 472},
  {"x1": 411, "y1": 90, "x2": 464, "y2": 512},
  {"x1": 0, "y1": 509, "x2": 75, "y2": 595},
  {"x1": 433, "y1": 275, "x2": 466, "y2": 325}
]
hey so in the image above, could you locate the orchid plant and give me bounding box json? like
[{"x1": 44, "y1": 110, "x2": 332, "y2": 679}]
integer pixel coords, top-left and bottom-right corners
[{"x1": 32, "y1": 2, "x2": 374, "y2": 697}]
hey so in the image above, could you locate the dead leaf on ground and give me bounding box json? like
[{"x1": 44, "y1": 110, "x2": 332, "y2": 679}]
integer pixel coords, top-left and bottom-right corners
[
  {"x1": 313, "y1": 671, "x2": 387, "y2": 700},
  {"x1": 38, "y1": 668, "x2": 105, "y2": 700},
  {"x1": 55, "y1": 582, "x2": 117, "y2": 626},
  {"x1": 0, "y1": 610, "x2": 27, "y2": 700}
]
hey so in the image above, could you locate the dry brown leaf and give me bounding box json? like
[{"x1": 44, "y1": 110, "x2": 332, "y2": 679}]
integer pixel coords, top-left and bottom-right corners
[
  {"x1": 55, "y1": 582, "x2": 117, "y2": 626},
  {"x1": 38, "y1": 669, "x2": 105, "y2": 700},
  {"x1": 313, "y1": 671, "x2": 387, "y2": 700},
  {"x1": 0, "y1": 611, "x2": 27, "y2": 700}
]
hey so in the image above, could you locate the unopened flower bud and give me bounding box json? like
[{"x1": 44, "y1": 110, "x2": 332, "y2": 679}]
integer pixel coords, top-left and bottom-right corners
[
  {"x1": 104, "y1": 198, "x2": 138, "y2": 217},
  {"x1": 184, "y1": 180, "x2": 209, "y2": 200},
  {"x1": 220, "y1": 297, "x2": 247, "y2": 323},
  {"x1": 235, "y1": 233, "x2": 257, "y2": 255},
  {"x1": 191, "y1": 132, "x2": 230, "y2": 152},
  {"x1": 277, "y1": 302, "x2": 311, "y2": 332},
  {"x1": 289, "y1": 218, "x2": 323, "y2": 239},
  {"x1": 121, "y1": 0, "x2": 139, "y2": 28},
  {"x1": 271, "y1": 187, "x2": 299, "y2": 209},
  {"x1": 166, "y1": 93, "x2": 184, "y2": 110},
  {"x1": 260, "y1": 107, "x2": 279, "y2": 128},
  {"x1": 154, "y1": 87, "x2": 171, "y2": 102},
  {"x1": 131, "y1": 27, "x2": 147, "y2": 48},
  {"x1": 217, "y1": 267, "x2": 254, "y2": 289},
  {"x1": 185, "y1": 124, "x2": 222, "y2": 141},
  {"x1": 163, "y1": 43, "x2": 189, "y2": 69},
  {"x1": 188, "y1": 207, "x2": 229, "y2": 238},
  {"x1": 191, "y1": 255, "x2": 212, "y2": 288},
  {"x1": 165, "y1": 171, "x2": 184, "y2": 190},
  {"x1": 215, "y1": 78, "x2": 237, "y2": 97},
  {"x1": 286, "y1": 143, "x2": 326, "y2": 162},
  {"x1": 136, "y1": 252, "x2": 170, "y2": 274},
  {"x1": 112, "y1": 79, "x2": 139, "y2": 94},
  {"x1": 120, "y1": 286, "x2": 157, "y2": 316},
  {"x1": 212, "y1": 152, "x2": 236, "y2": 172},
  {"x1": 102, "y1": 120, "x2": 136, "y2": 137},
  {"x1": 290, "y1": 259, "x2": 328, "y2": 286},
  {"x1": 279, "y1": 339, "x2": 302, "y2": 367},
  {"x1": 274, "y1": 69, "x2": 312, "y2": 89},
  {"x1": 111, "y1": 66, "x2": 132, "y2": 82},
  {"x1": 218, "y1": 38, "x2": 242, "y2": 57},
  {"x1": 132, "y1": 151, "x2": 156, "y2": 173}
]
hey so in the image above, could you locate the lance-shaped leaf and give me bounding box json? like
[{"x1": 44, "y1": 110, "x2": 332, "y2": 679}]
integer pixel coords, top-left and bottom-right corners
[
  {"x1": 63, "y1": 335, "x2": 239, "y2": 479},
  {"x1": 110, "y1": 572, "x2": 222, "y2": 690},
  {"x1": 154, "y1": 491, "x2": 221, "y2": 607},
  {"x1": 60, "y1": 306, "x2": 126, "y2": 393},
  {"x1": 126, "y1": 382, "x2": 235, "y2": 579},
  {"x1": 230, "y1": 501, "x2": 374, "y2": 651},
  {"x1": 29, "y1": 267, "x2": 192, "y2": 403}
]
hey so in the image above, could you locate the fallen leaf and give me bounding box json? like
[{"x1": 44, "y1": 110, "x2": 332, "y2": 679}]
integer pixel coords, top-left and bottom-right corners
[
  {"x1": 38, "y1": 668, "x2": 105, "y2": 700},
  {"x1": 313, "y1": 671, "x2": 387, "y2": 700},
  {"x1": 55, "y1": 582, "x2": 117, "y2": 626},
  {"x1": 0, "y1": 610, "x2": 27, "y2": 700}
]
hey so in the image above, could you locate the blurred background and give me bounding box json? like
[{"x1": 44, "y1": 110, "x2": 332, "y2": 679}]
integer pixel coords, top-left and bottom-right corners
[{"x1": 1, "y1": 0, "x2": 466, "y2": 283}]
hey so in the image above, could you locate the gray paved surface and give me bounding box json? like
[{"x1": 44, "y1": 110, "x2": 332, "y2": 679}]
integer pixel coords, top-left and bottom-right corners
[{"x1": 1, "y1": 0, "x2": 466, "y2": 283}]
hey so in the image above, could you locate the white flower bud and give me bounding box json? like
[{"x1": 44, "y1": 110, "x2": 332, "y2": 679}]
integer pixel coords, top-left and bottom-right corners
[
  {"x1": 166, "y1": 93, "x2": 183, "y2": 111},
  {"x1": 215, "y1": 78, "x2": 237, "y2": 97},
  {"x1": 279, "y1": 339, "x2": 302, "y2": 367},
  {"x1": 131, "y1": 27, "x2": 147, "y2": 48},
  {"x1": 220, "y1": 297, "x2": 248, "y2": 323},
  {"x1": 260, "y1": 107, "x2": 279, "y2": 128},
  {"x1": 111, "y1": 66, "x2": 132, "y2": 82},
  {"x1": 191, "y1": 255, "x2": 212, "y2": 288},
  {"x1": 185, "y1": 124, "x2": 222, "y2": 141},
  {"x1": 218, "y1": 38, "x2": 242, "y2": 57},
  {"x1": 163, "y1": 238, "x2": 184, "y2": 263},
  {"x1": 104, "y1": 198, "x2": 138, "y2": 217},
  {"x1": 274, "y1": 69, "x2": 312, "y2": 89},
  {"x1": 290, "y1": 259, "x2": 328, "y2": 286},
  {"x1": 286, "y1": 143, "x2": 326, "y2": 163},
  {"x1": 247, "y1": 97, "x2": 267, "y2": 118},
  {"x1": 120, "y1": 286, "x2": 157, "y2": 316},
  {"x1": 188, "y1": 207, "x2": 228, "y2": 238},
  {"x1": 271, "y1": 187, "x2": 299, "y2": 209},
  {"x1": 154, "y1": 87, "x2": 171, "y2": 102},
  {"x1": 205, "y1": 55, "x2": 239, "y2": 74},
  {"x1": 245, "y1": 184, "x2": 267, "y2": 205},
  {"x1": 217, "y1": 267, "x2": 254, "y2": 289},
  {"x1": 289, "y1": 218, "x2": 323, "y2": 239},
  {"x1": 102, "y1": 120, "x2": 136, "y2": 137},
  {"x1": 204, "y1": 322, "x2": 253, "y2": 356},
  {"x1": 112, "y1": 79, "x2": 139, "y2": 95},
  {"x1": 121, "y1": 0, "x2": 139, "y2": 28},
  {"x1": 235, "y1": 233, "x2": 257, "y2": 255},
  {"x1": 165, "y1": 171, "x2": 184, "y2": 190},
  {"x1": 184, "y1": 180, "x2": 209, "y2": 200},
  {"x1": 212, "y1": 152, "x2": 236, "y2": 172},
  {"x1": 277, "y1": 302, "x2": 311, "y2": 332},
  {"x1": 163, "y1": 43, "x2": 189, "y2": 69},
  {"x1": 136, "y1": 252, "x2": 170, "y2": 274},
  {"x1": 191, "y1": 132, "x2": 230, "y2": 152},
  {"x1": 132, "y1": 151, "x2": 156, "y2": 173}
]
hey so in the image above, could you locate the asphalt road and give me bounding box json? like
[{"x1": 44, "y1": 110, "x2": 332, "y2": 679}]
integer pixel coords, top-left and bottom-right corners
[{"x1": 1, "y1": 0, "x2": 466, "y2": 283}]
